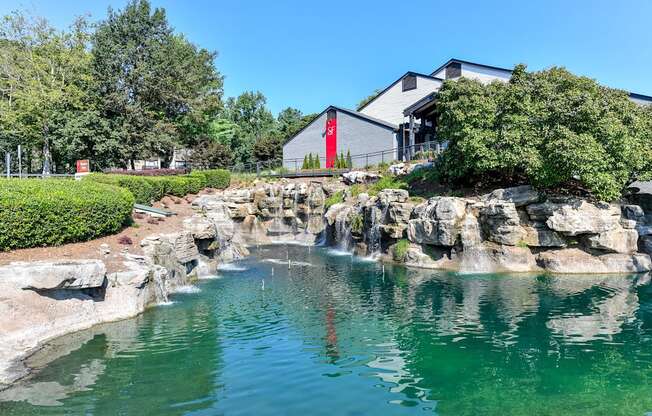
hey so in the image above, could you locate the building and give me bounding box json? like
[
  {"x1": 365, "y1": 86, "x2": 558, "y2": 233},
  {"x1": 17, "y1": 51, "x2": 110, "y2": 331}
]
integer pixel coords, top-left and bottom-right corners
[{"x1": 282, "y1": 58, "x2": 652, "y2": 168}]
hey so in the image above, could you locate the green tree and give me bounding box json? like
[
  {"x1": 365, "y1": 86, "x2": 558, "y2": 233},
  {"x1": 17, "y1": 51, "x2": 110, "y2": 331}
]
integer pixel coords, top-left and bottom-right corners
[
  {"x1": 314, "y1": 154, "x2": 320, "y2": 169},
  {"x1": 357, "y1": 88, "x2": 382, "y2": 109},
  {"x1": 91, "y1": 0, "x2": 222, "y2": 168},
  {"x1": 222, "y1": 91, "x2": 275, "y2": 164},
  {"x1": 346, "y1": 150, "x2": 352, "y2": 169},
  {"x1": 436, "y1": 65, "x2": 652, "y2": 200}
]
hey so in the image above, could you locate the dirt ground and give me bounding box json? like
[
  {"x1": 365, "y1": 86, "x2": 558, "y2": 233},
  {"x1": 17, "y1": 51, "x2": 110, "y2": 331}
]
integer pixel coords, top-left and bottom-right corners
[{"x1": 0, "y1": 194, "x2": 200, "y2": 273}]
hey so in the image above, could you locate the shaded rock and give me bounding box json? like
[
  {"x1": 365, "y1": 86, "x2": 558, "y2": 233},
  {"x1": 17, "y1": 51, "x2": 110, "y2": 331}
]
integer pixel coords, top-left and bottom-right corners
[
  {"x1": 481, "y1": 201, "x2": 525, "y2": 246},
  {"x1": 621, "y1": 204, "x2": 645, "y2": 222},
  {"x1": 379, "y1": 224, "x2": 406, "y2": 239},
  {"x1": 585, "y1": 228, "x2": 639, "y2": 254},
  {"x1": 0, "y1": 260, "x2": 106, "y2": 290},
  {"x1": 522, "y1": 225, "x2": 567, "y2": 247},
  {"x1": 482, "y1": 185, "x2": 540, "y2": 207},
  {"x1": 639, "y1": 236, "x2": 652, "y2": 255}
]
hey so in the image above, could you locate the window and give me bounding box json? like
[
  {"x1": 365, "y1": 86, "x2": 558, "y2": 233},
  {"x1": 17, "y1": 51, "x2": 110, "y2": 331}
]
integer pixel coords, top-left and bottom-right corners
[
  {"x1": 445, "y1": 62, "x2": 462, "y2": 79},
  {"x1": 402, "y1": 75, "x2": 417, "y2": 91}
]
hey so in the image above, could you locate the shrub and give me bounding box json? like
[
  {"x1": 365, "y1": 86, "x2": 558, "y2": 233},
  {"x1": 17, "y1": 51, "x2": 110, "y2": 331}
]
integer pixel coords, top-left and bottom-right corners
[
  {"x1": 368, "y1": 176, "x2": 407, "y2": 196},
  {"x1": 0, "y1": 179, "x2": 134, "y2": 250},
  {"x1": 350, "y1": 213, "x2": 364, "y2": 234},
  {"x1": 190, "y1": 169, "x2": 230, "y2": 189},
  {"x1": 436, "y1": 65, "x2": 652, "y2": 201},
  {"x1": 104, "y1": 168, "x2": 189, "y2": 176},
  {"x1": 324, "y1": 190, "x2": 344, "y2": 210},
  {"x1": 86, "y1": 173, "x2": 208, "y2": 204},
  {"x1": 392, "y1": 239, "x2": 410, "y2": 262}
]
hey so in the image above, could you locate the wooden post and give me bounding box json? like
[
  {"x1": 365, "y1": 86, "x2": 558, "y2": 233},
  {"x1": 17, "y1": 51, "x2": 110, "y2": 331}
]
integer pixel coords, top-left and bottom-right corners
[{"x1": 408, "y1": 114, "x2": 415, "y2": 162}]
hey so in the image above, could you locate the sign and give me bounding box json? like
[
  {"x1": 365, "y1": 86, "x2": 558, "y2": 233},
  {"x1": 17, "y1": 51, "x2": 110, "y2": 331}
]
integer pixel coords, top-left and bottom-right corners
[
  {"x1": 325, "y1": 117, "x2": 337, "y2": 168},
  {"x1": 76, "y1": 160, "x2": 89, "y2": 173}
]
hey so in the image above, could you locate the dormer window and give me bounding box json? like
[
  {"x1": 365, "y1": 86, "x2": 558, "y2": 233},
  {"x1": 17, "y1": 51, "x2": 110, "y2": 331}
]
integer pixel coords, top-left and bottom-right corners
[{"x1": 402, "y1": 75, "x2": 417, "y2": 91}]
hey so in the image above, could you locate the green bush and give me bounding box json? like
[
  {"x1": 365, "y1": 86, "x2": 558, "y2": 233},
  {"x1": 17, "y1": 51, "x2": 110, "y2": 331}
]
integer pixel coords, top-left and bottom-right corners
[
  {"x1": 436, "y1": 65, "x2": 652, "y2": 201},
  {"x1": 324, "y1": 190, "x2": 344, "y2": 210},
  {"x1": 190, "y1": 169, "x2": 230, "y2": 189},
  {"x1": 86, "y1": 173, "x2": 208, "y2": 204},
  {"x1": 0, "y1": 179, "x2": 134, "y2": 250},
  {"x1": 392, "y1": 239, "x2": 410, "y2": 261},
  {"x1": 368, "y1": 176, "x2": 407, "y2": 196}
]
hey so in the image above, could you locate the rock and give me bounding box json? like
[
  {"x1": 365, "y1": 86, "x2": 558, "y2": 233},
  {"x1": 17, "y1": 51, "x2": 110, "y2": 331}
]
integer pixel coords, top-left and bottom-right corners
[
  {"x1": 183, "y1": 216, "x2": 216, "y2": 240},
  {"x1": 379, "y1": 224, "x2": 406, "y2": 239},
  {"x1": 537, "y1": 249, "x2": 608, "y2": 273},
  {"x1": 399, "y1": 244, "x2": 456, "y2": 269},
  {"x1": 482, "y1": 185, "x2": 540, "y2": 207},
  {"x1": 522, "y1": 226, "x2": 567, "y2": 247},
  {"x1": 170, "y1": 232, "x2": 200, "y2": 264},
  {"x1": 599, "y1": 253, "x2": 651, "y2": 273},
  {"x1": 620, "y1": 219, "x2": 637, "y2": 229},
  {"x1": 621, "y1": 204, "x2": 645, "y2": 222},
  {"x1": 433, "y1": 197, "x2": 466, "y2": 220},
  {"x1": 378, "y1": 189, "x2": 409, "y2": 205},
  {"x1": 461, "y1": 214, "x2": 482, "y2": 247},
  {"x1": 541, "y1": 200, "x2": 621, "y2": 236},
  {"x1": 324, "y1": 203, "x2": 353, "y2": 226},
  {"x1": 478, "y1": 243, "x2": 540, "y2": 272},
  {"x1": 0, "y1": 260, "x2": 107, "y2": 290},
  {"x1": 639, "y1": 236, "x2": 652, "y2": 255},
  {"x1": 99, "y1": 244, "x2": 111, "y2": 256},
  {"x1": 387, "y1": 202, "x2": 413, "y2": 224},
  {"x1": 408, "y1": 197, "x2": 467, "y2": 246},
  {"x1": 585, "y1": 228, "x2": 639, "y2": 254},
  {"x1": 342, "y1": 171, "x2": 381, "y2": 185},
  {"x1": 388, "y1": 162, "x2": 407, "y2": 176},
  {"x1": 481, "y1": 201, "x2": 525, "y2": 246},
  {"x1": 636, "y1": 225, "x2": 652, "y2": 236}
]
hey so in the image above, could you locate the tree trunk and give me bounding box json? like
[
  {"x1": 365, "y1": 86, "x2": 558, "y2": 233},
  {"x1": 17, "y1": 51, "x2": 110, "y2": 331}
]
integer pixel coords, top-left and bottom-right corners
[{"x1": 42, "y1": 125, "x2": 52, "y2": 175}]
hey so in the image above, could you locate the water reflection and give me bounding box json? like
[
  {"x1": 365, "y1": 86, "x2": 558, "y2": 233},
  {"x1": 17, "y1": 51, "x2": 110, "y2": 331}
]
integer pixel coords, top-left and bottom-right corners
[{"x1": 2, "y1": 245, "x2": 652, "y2": 416}]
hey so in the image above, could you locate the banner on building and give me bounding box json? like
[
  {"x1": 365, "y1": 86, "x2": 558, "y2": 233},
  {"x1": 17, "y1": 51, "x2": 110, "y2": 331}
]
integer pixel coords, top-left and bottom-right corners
[{"x1": 325, "y1": 113, "x2": 337, "y2": 168}]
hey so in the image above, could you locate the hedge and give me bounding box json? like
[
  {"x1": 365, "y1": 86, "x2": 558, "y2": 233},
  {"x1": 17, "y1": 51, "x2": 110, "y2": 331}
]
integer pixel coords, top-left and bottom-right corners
[
  {"x1": 85, "y1": 173, "x2": 214, "y2": 204},
  {"x1": 0, "y1": 179, "x2": 134, "y2": 251},
  {"x1": 190, "y1": 169, "x2": 230, "y2": 189}
]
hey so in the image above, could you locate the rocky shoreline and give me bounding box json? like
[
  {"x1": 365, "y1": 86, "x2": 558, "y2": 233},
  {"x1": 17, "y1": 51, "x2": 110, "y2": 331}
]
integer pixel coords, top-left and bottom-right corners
[{"x1": 2, "y1": 177, "x2": 652, "y2": 388}]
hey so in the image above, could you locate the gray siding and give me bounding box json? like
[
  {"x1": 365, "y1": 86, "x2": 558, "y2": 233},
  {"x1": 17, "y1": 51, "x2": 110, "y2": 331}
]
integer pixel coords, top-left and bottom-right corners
[{"x1": 283, "y1": 110, "x2": 397, "y2": 169}]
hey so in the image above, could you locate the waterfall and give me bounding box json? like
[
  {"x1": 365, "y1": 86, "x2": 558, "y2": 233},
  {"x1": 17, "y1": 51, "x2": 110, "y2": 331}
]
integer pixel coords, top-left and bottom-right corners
[
  {"x1": 458, "y1": 214, "x2": 494, "y2": 273},
  {"x1": 151, "y1": 268, "x2": 170, "y2": 304}
]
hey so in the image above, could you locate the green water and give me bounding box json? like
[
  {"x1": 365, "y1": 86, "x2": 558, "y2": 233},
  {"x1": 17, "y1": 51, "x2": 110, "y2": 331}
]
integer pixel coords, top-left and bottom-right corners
[{"x1": 2, "y1": 245, "x2": 652, "y2": 416}]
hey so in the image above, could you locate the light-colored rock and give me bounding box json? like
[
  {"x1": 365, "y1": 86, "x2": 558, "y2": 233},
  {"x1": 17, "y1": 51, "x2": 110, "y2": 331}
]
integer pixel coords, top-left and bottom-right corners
[
  {"x1": 620, "y1": 219, "x2": 637, "y2": 229},
  {"x1": 585, "y1": 228, "x2": 639, "y2": 254},
  {"x1": 482, "y1": 185, "x2": 540, "y2": 207},
  {"x1": 522, "y1": 225, "x2": 567, "y2": 247},
  {"x1": 379, "y1": 224, "x2": 406, "y2": 239},
  {"x1": 183, "y1": 215, "x2": 217, "y2": 240},
  {"x1": 388, "y1": 162, "x2": 407, "y2": 176},
  {"x1": 342, "y1": 171, "x2": 381, "y2": 185},
  {"x1": 99, "y1": 244, "x2": 111, "y2": 256},
  {"x1": 598, "y1": 253, "x2": 652, "y2": 273},
  {"x1": 378, "y1": 189, "x2": 409, "y2": 205},
  {"x1": 0, "y1": 260, "x2": 106, "y2": 290},
  {"x1": 536, "y1": 200, "x2": 621, "y2": 236},
  {"x1": 387, "y1": 202, "x2": 413, "y2": 224},
  {"x1": 537, "y1": 249, "x2": 609, "y2": 273}
]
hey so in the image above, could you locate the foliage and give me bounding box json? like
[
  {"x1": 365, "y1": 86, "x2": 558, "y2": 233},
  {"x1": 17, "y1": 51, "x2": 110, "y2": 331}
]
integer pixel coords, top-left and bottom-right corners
[
  {"x1": 436, "y1": 65, "x2": 652, "y2": 201},
  {"x1": 104, "y1": 168, "x2": 189, "y2": 176},
  {"x1": 350, "y1": 213, "x2": 364, "y2": 234},
  {"x1": 302, "y1": 153, "x2": 322, "y2": 170},
  {"x1": 392, "y1": 239, "x2": 410, "y2": 262},
  {"x1": 349, "y1": 184, "x2": 365, "y2": 198},
  {"x1": 346, "y1": 150, "x2": 353, "y2": 169},
  {"x1": 0, "y1": 179, "x2": 134, "y2": 250},
  {"x1": 190, "y1": 169, "x2": 230, "y2": 189},
  {"x1": 86, "y1": 173, "x2": 205, "y2": 204},
  {"x1": 91, "y1": 0, "x2": 223, "y2": 168},
  {"x1": 188, "y1": 137, "x2": 232, "y2": 168},
  {"x1": 357, "y1": 88, "x2": 382, "y2": 109},
  {"x1": 324, "y1": 190, "x2": 344, "y2": 210},
  {"x1": 368, "y1": 176, "x2": 407, "y2": 196}
]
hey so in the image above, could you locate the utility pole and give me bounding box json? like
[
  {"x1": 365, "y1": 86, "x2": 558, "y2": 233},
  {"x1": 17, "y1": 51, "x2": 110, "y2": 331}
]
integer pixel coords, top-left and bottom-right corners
[{"x1": 5, "y1": 152, "x2": 10, "y2": 178}]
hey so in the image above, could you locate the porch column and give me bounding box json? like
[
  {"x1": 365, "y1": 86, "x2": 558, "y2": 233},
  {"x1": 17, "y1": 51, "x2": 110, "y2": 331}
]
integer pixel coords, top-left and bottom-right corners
[{"x1": 408, "y1": 114, "x2": 415, "y2": 161}]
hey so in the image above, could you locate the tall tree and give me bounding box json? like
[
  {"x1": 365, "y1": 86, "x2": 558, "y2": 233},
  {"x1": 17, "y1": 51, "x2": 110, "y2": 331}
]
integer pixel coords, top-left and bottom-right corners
[{"x1": 91, "y1": 0, "x2": 222, "y2": 168}]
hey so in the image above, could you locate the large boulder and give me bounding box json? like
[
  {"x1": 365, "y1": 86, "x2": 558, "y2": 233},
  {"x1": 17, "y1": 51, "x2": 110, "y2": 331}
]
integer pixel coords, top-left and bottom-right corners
[
  {"x1": 408, "y1": 197, "x2": 466, "y2": 246},
  {"x1": 482, "y1": 185, "x2": 540, "y2": 207},
  {"x1": 378, "y1": 189, "x2": 409, "y2": 205},
  {"x1": 522, "y1": 224, "x2": 567, "y2": 247},
  {"x1": 585, "y1": 228, "x2": 639, "y2": 254},
  {"x1": 480, "y1": 201, "x2": 525, "y2": 246},
  {"x1": 528, "y1": 200, "x2": 621, "y2": 236},
  {"x1": 183, "y1": 215, "x2": 217, "y2": 240},
  {"x1": 0, "y1": 260, "x2": 106, "y2": 290},
  {"x1": 387, "y1": 202, "x2": 413, "y2": 224},
  {"x1": 537, "y1": 248, "x2": 652, "y2": 273}
]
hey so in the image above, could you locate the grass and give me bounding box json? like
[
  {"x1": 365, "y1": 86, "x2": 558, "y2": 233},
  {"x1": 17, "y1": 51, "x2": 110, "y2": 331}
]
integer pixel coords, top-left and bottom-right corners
[
  {"x1": 324, "y1": 191, "x2": 344, "y2": 210},
  {"x1": 368, "y1": 176, "x2": 407, "y2": 196},
  {"x1": 392, "y1": 239, "x2": 410, "y2": 261}
]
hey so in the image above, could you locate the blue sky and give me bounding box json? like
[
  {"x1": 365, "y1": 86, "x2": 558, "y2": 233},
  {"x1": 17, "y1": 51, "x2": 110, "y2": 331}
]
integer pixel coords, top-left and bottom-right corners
[{"x1": 2, "y1": 0, "x2": 652, "y2": 115}]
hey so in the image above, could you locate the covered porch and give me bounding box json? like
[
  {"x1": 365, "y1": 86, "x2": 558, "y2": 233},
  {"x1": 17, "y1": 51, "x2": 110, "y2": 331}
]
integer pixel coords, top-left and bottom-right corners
[{"x1": 399, "y1": 93, "x2": 444, "y2": 161}]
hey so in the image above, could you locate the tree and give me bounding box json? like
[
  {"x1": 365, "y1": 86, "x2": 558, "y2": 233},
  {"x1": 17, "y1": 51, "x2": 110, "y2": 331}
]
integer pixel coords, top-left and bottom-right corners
[
  {"x1": 252, "y1": 132, "x2": 283, "y2": 162},
  {"x1": 346, "y1": 150, "x2": 352, "y2": 169},
  {"x1": 0, "y1": 12, "x2": 98, "y2": 173},
  {"x1": 357, "y1": 88, "x2": 382, "y2": 109},
  {"x1": 436, "y1": 65, "x2": 652, "y2": 200},
  {"x1": 222, "y1": 91, "x2": 275, "y2": 164},
  {"x1": 91, "y1": 0, "x2": 222, "y2": 168},
  {"x1": 188, "y1": 136, "x2": 232, "y2": 168}
]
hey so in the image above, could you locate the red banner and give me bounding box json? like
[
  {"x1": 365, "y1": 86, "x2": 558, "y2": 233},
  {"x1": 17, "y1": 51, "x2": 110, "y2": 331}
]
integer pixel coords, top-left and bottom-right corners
[{"x1": 325, "y1": 117, "x2": 337, "y2": 168}]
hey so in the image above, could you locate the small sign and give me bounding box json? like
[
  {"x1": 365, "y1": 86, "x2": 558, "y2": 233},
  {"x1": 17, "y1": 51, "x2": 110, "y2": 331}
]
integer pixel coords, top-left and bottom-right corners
[{"x1": 76, "y1": 160, "x2": 89, "y2": 173}]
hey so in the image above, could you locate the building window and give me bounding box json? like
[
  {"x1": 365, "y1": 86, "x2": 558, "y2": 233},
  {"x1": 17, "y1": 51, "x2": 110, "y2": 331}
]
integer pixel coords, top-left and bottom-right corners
[
  {"x1": 445, "y1": 62, "x2": 462, "y2": 79},
  {"x1": 402, "y1": 75, "x2": 417, "y2": 91}
]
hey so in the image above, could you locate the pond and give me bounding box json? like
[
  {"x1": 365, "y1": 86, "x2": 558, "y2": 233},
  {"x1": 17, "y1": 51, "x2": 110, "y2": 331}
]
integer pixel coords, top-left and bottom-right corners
[{"x1": 2, "y1": 245, "x2": 652, "y2": 415}]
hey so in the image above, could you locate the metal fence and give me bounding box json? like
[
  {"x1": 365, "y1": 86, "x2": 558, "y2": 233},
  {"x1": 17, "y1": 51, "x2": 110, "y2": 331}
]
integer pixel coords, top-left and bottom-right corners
[{"x1": 222, "y1": 140, "x2": 443, "y2": 178}]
